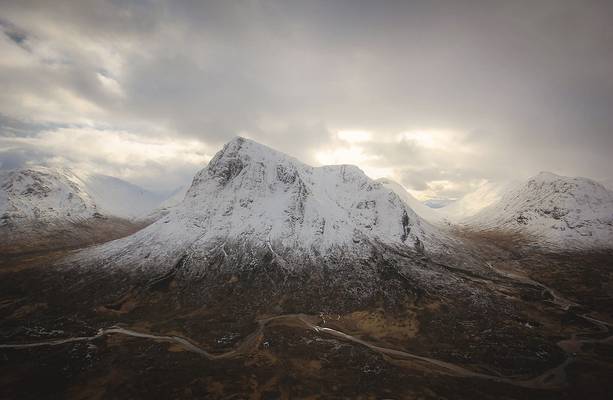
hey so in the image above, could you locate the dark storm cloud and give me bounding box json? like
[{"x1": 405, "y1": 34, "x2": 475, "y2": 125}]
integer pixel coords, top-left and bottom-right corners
[{"x1": 0, "y1": 0, "x2": 612, "y2": 196}]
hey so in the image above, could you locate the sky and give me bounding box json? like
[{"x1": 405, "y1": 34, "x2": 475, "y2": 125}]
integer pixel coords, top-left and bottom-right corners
[{"x1": 1, "y1": 0, "x2": 612, "y2": 200}]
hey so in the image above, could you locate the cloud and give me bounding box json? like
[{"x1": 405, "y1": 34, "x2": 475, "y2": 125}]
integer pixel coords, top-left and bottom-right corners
[
  {"x1": 0, "y1": 126, "x2": 213, "y2": 191},
  {"x1": 0, "y1": 1, "x2": 612, "y2": 198}
]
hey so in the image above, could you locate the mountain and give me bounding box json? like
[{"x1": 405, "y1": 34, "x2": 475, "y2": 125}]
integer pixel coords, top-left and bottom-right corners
[
  {"x1": 0, "y1": 166, "x2": 166, "y2": 223},
  {"x1": 0, "y1": 166, "x2": 167, "y2": 254},
  {"x1": 77, "y1": 137, "x2": 446, "y2": 270},
  {"x1": 455, "y1": 172, "x2": 613, "y2": 250},
  {"x1": 0, "y1": 166, "x2": 103, "y2": 223}
]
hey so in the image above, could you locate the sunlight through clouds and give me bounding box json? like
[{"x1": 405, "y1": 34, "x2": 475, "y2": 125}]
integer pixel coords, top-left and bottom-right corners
[
  {"x1": 337, "y1": 130, "x2": 372, "y2": 143},
  {"x1": 315, "y1": 144, "x2": 394, "y2": 180},
  {"x1": 0, "y1": 127, "x2": 213, "y2": 190},
  {"x1": 397, "y1": 130, "x2": 469, "y2": 151}
]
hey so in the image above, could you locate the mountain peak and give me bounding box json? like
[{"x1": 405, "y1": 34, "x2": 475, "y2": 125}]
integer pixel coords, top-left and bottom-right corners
[
  {"x1": 213, "y1": 136, "x2": 286, "y2": 160},
  {"x1": 195, "y1": 136, "x2": 306, "y2": 189}
]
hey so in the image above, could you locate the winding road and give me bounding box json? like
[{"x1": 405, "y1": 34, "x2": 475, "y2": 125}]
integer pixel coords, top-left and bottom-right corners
[{"x1": 2, "y1": 308, "x2": 610, "y2": 390}]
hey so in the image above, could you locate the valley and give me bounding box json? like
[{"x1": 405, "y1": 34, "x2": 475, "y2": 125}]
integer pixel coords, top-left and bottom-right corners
[{"x1": 1, "y1": 233, "x2": 611, "y2": 399}]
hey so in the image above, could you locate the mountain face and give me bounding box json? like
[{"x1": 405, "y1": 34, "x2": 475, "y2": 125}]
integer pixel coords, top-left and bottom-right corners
[
  {"x1": 0, "y1": 167, "x2": 99, "y2": 223},
  {"x1": 0, "y1": 166, "x2": 166, "y2": 224},
  {"x1": 78, "y1": 137, "x2": 444, "y2": 270},
  {"x1": 456, "y1": 172, "x2": 613, "y2": 249},
  {"x1": 0, "y1": 166, "x2": 168, "y2": 254}
]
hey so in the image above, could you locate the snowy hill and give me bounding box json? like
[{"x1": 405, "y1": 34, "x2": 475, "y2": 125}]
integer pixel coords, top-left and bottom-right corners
[
  {"x1": 457, "y1": 172, "x2": 613, "y2": 250},
  {"x1": 436, "y1": 180, "x2": 514, "y2": 222},
  {"x1": 0, "y1": 166, "x2": 168, "y2": 225},
  {"x1": 78, "y1": 137, "x2": 445, "y2": 269},
  {"x1": 0, "y1": 167, "x2": 99, "y2": 223},
  {"x1": 0, "y1": 166, "x2": 167, "y2": 254}
]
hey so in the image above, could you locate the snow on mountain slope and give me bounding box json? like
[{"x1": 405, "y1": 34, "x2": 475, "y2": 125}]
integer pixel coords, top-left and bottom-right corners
[
  {"x1": 146, "y1": 184, "x2": 190, "y2": 220},
  {"x1": 0, "y1": 166, "x2": 168, "y2": 225},
  {"x1": 459, "y1": 172, "x2": 613, "y2": 249},
  {"x1": 376, "y1": 178, "x2": 444, "y2": 224},
  {"x1": 78, "y1": 137, "x2": 445, "y2": 270},
  {"x1": 0, "y1": 167, "x2": 99, "y2": 223},
  {"x1": 79, "y1": 173, "x2": 167, "y2": 219},
  {"x1": 436, "y1": 180, "x2": 515, "y2": 222},
  {"x1": 158, "y1": 185, "x2": 189, "y2": 209}
]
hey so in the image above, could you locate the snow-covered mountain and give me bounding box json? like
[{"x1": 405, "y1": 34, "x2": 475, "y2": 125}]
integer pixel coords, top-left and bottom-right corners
[
  {"x1": 78, "y1": 137, "x2": 445, "y2": 270},
  {"x1": 455, "y1": 172, "x2": 613, "y2": 250},
  {"x1": 0, "y1": 167, "x2": 98, "y2": 223},
  {"x1": 0, "y1": 166, "x2": 168, "y2": 224}
]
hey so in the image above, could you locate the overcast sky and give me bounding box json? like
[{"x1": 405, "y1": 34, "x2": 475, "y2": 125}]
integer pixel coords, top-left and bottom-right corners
[{"x1": 1, "y1": 0, "x2": 612, "y2": 199}]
